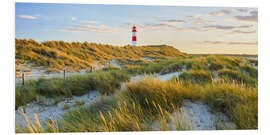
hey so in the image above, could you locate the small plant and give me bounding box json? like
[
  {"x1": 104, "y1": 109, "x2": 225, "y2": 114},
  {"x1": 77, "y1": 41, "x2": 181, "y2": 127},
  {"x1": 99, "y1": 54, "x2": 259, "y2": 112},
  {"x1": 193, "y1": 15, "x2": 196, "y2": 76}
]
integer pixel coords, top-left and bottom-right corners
[
  {"x1": 53, "y1": 96, "x2": 62, "y2": 105},
  {"x1": 16, "y1": 109, "x2": 44, "y2": 133},
  {"x1": 62, "y1": 104, "x2": 70, "y2": 110},
  {"x1": 75, "y1": 100, "x2": 85, "y2": 107}
]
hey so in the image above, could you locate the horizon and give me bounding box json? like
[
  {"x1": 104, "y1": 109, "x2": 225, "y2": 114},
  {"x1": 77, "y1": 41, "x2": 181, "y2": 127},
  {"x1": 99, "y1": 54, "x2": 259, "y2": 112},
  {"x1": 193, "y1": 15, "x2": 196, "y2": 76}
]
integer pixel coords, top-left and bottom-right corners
[{"x1": 15, "y1": 3, "x2": 258, "y2": 55}]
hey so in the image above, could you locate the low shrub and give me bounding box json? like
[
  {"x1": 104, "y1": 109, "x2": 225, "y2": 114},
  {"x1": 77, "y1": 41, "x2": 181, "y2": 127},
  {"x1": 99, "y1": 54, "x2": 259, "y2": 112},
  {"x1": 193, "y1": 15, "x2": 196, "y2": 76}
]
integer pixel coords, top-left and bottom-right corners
[{"x1": 178, "y1": 70, "x2": 213, "y2": 83}]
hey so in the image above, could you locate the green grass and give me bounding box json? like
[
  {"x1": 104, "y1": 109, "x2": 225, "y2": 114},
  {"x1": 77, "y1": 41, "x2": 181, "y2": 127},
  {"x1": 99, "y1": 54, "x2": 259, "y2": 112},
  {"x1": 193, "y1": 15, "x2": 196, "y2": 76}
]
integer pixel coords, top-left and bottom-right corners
[
  {"x1": 15, "y1": 70, "x2": 130, "y2": 109},
  {"x1": 203, "y1": 82, "x2": 257, "y2": 129},
  {"x1": 239, "y1": 64, "x2": 258, "y2": 79},
  {"x1": 178, "y1": 70, "x2": 213, "y2": 83},
  {"x1": 218, "y1": 69, "x2": 257, "y2": 86},
  {"x1": 247, "y1": 59, "x2": 258, "y2": 66},
  {"x1": 124, "y1": 58, "x2": 186, "y2": 75},
  {"x1": 159, "y1": 55, "x2": 245, "y2": 75}
]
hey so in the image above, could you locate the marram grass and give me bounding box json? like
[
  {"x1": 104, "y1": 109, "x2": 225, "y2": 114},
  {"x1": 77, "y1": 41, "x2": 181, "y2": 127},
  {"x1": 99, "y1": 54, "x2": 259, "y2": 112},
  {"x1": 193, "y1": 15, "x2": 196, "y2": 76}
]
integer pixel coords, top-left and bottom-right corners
[{"x1": 16, "y1": 76, "x2": 258, "y2": 132}]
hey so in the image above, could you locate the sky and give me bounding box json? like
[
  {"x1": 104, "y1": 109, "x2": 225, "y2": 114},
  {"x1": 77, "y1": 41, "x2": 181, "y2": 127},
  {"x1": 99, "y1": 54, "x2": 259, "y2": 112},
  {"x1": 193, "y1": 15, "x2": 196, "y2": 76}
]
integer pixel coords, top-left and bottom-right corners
[{"x1": 15, "y1": 3, "x2": 258, "y2": 54}]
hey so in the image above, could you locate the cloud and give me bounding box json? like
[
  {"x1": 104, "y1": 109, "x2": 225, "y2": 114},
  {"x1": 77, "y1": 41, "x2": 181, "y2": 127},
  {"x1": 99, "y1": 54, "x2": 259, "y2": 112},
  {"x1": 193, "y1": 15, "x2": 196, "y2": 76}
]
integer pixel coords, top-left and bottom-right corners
[
  {"x1": 235, "y1": 8, "x2": 250, "y2": 13},
  {"x1": 122, "y1": 19, "x2": 186, "y2": 31},
  {"x1": 70, "y1": 17, "x2": 97, "y2": 24},
  {"x1": 59, "y1": 24, "x2": 116, "y2": 33},
  {"x1": 227, "y1": 30, "x2": 256, "y2": 34},
  {"x1": 186, "y1": 14, "x2": 202, "y2": 18},
  {"x1": 203, "y1": 24, "x2": 254, "y2": 30},
  {"x1": 163, "y1": 19, "x2": 186, "y2": 23},
  {"x1": 192, "y1": 18, "x2": 216, "y2": 25},
  {"x1": 202, "y1": 40, "x2": 258, "y2": 45},
  {"x1": 188, "y1": 8, "x2": 250, "y2": 18},
  {"x1": 208, "y1": 9, "x2": 234, "y2": 16},
  {"x1": 71, "y1": 17, "x2": 77, "y2": 21},
  {"x1": 19, "y1": 15, "x2": 38, "y2": 20},
  {"x1": 80, "y1": 20, "x2": 96, "y2": 24},
  {"x1": 182, "y1": 27, "x2": 209, "y2": 32},
  {"x1": 234, "y1": 10, "x2": 258, "y2": 22}
]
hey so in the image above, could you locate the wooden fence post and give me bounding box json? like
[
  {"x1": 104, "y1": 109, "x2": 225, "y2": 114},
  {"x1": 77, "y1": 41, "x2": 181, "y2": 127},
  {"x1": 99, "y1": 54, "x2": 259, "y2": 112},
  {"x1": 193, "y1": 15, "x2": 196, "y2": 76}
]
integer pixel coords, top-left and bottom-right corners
[
  {"x1": 63, "y1": 69, "x2": 66, "y2": 79},
  {"x1": 22, "y1": 72, "x2": 24, "y2": 86}
]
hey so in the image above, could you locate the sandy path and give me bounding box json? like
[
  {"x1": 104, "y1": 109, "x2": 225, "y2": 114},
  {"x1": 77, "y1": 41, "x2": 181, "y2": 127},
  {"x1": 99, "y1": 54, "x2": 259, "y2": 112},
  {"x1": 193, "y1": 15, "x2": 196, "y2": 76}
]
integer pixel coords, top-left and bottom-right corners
[{"x1": 15, "y1": 91, "x2": 100, "y2": 127}]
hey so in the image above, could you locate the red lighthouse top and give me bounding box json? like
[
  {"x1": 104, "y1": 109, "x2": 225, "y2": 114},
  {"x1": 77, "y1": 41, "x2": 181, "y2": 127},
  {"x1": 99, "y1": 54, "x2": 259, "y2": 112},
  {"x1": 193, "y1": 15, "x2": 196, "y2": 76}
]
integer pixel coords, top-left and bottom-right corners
[{"x1": 132, "y1": 25, "x2": 136, "y2": 32}]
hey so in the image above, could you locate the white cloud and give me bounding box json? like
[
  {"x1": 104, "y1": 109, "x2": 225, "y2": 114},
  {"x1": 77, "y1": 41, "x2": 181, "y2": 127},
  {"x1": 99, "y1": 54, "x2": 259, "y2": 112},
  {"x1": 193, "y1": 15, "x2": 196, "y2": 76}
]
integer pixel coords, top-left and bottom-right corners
[
  {"x1": 19, "y1": 15, "x2": 38, "y2": 20},
  {"x1": 203, "y1": 24, "x2": 254, "y2": 30},
  {"x1": 192, "y1": 18, "x2": 216, "y2": 25},
  {"x1": 122, "y1": 19, "x2": 186, "y2": 31},
  {"x1": 227, "y1": 30, "x2": 256, "y2": 34},
  {"x1": 71, "y1": 17, "x2": 77, "y2": 21},
  {"x1": 80, "y1": 20, "x2": 96, "y2": 24},
  {"x1": 59, "y1": 24, "x2": 116, "y2": 33},
  {"x1": 202, "y1": 40, "x2": 258, "y2": 45},
  {"x1": 208, "y1": 9, "x2": 234, "y2": 16},
  {"x1": 186, "y1": 14, "x2": 203, "y2": 18},
  {"x1": 234, "y1": 10, "x2": 258, "y2": 22}
]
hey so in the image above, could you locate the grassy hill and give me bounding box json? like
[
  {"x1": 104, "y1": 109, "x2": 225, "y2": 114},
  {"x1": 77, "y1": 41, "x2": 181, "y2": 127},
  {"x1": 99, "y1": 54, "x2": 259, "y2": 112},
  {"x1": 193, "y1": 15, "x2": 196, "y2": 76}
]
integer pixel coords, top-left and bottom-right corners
[{"x1": 15, "y1": 39, "x2": 186, "y2": 72}]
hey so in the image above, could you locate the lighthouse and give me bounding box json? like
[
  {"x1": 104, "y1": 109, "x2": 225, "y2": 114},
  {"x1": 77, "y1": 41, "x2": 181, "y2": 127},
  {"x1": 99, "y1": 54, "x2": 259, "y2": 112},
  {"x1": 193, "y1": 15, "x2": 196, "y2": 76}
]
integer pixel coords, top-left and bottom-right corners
[{"x1": 132, "y1": 25, "x2": 137, "y2": 46}]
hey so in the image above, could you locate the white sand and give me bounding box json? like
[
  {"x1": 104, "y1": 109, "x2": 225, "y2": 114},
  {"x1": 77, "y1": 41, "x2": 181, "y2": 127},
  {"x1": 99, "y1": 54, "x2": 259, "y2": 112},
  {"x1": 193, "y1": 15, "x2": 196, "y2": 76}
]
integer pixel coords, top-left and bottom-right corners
[
  {"x1": 129, "y1": 72, "x2": 180, "y2": 83},
  {"x1": 151, "y1": 100, "x2": 236, "y2": 130},
  {"x1": 177, "y1": 100, "x2": 236, "y2": 130},
  {"x1": 15, "y1": 90, "x2": 100, "y2": 127},
  {"x1": 143, "y1": 57, "x2": 153, "y2": 61},
  {"x1": 213, "y1": 71, "x2": 218, "y2": 82}
]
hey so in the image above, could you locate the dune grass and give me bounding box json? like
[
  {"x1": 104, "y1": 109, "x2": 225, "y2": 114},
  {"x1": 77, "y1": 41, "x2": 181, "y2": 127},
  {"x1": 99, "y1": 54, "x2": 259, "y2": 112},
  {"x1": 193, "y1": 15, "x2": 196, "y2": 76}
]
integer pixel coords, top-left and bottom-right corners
[
  {"x1": 247, "y1": 59, "x2": 258, "y2": 66},
  {"x1": 16, "y1": 78, "x2": 192, "y2": 132},
  {"x1": 124, "y1": 58, "x2": 186, "y2": 75},
  {"x1": 16, "y1": 39, "x2": 186, "y2": 72},
  {"x1": 218, "y1": 69, "x2": 257, "y2": 86},
  {"x1": 178, "y1": 70, "x2": 213, "y2": 83},
  {"x1": 16, "y1": 75, "x2": 258, "y2": 132},
  {"x1": 15, "y1": 55, "x2": 258, "y2": 132},
  {"x1": 239, "y1": 64, "x2": 258, "y2": 79},
  {"x1": 57, "y1": 79, "x2": 190, "y2": 132},
  {"x1": 158, "y1": 55, "x2": 245, "y2": 75},
  {"x1": 203, "y1": 82, "x2": 257, "y2": 129},
  {"x1": 15, "y1": 70, "x2": 130, "y2": 109}
]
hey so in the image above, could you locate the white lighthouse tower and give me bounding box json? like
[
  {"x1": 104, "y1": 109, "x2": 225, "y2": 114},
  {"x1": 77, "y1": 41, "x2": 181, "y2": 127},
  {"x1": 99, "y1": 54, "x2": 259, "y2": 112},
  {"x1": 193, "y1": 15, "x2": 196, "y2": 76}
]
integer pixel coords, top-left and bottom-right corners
[{"x1": 132, "y1": 25, "x2": 137, "y2": 46}]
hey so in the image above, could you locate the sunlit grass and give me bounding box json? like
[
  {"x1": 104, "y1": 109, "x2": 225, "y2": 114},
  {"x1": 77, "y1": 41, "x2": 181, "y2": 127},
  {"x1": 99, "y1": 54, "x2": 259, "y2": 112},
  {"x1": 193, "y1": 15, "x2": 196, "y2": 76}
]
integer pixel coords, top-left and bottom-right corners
[
  {"x1": 203, "y1": 82, "x2": 257, "y2": 129},
  {"x1": 15, "y1": 55, "x2": 258, "y2": 132},
  {"x1": 15, "y1": 70, "x2": 130, "y2": 109}
]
